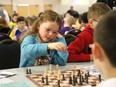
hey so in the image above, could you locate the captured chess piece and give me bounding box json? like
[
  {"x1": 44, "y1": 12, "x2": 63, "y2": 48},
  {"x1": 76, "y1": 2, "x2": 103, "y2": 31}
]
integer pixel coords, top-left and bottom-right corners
[{"x1": 26, "y1": 68, "x2": 32, "y2": 74}]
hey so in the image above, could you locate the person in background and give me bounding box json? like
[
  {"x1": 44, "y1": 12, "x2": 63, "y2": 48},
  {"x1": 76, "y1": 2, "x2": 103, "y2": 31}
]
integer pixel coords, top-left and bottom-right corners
[
  {"x1": 67, "y1": 2, "x2": 111, "y2": 62},
  {"x1": 13, "y1": 11, "x2": 19, "y2": 16},
  {"x1": 79, "y1": 12, "x2": 88, "y2": 31},
  {"x1": 61, "y1": 6, "x2": 79, "y2": 29},
  {"x1": 19, "y1": 10, "x2": 68, "y2": 67},
  {"x1": 26, "y1": 16, "x2": 37, "y2": 29},
  {"x1": 92, "y1": 10, "x2": 116, "y2": 87},
  {"x1": 59, "y1": 15, "x2": 75, "y2": 35},
  {"x1": 9, "y1": 14, "x2": 18, "y2": 29},
  {"x1": 0, "y1": 3, "x2": 10, "y2": 24},
  {"x1": 9, "y1": 16, "x2": 28, "y2": 41},
  {"x1": 0, "y1": 18, "x2": 11, "y2": 34}
]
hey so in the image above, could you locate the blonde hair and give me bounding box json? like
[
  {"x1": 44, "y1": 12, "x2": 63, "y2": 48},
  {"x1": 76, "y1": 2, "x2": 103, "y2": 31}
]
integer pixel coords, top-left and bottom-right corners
[
  {"x1": 19, "y1": 10, "x2": 62, "y2": 43},
  {"x1": 64, "y1": 15, "x2": 75, "y2": 26},
  {"x1": 87, "y1": 2, "x2": 111, "y2": 20}
]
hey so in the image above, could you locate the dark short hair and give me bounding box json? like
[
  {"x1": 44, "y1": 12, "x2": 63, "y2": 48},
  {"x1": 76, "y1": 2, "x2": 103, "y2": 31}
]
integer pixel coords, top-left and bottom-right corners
[
  {"x1": 16, "y1": 16, "x2": 25, "y2": 23},
  {"x1": 94, "y1": 10, "x2": 116, "y2": 67},
  {"x1": 81, "y1": 12, "x2": 88, "y2": 23}
]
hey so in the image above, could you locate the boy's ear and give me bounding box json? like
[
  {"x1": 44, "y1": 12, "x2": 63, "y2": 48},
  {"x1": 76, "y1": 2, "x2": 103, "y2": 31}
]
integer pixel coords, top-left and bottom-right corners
[
  {"x1": 88, "y1": 19, "x2": 93, "y2": 25},
  {"x1": 92, "y1": 43, "x2": 102, "y2": 60}
]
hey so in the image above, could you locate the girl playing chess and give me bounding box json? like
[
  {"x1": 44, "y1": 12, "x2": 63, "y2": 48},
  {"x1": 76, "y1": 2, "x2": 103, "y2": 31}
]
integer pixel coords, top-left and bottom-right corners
[{"x1": 19, "y1": 10, "x2": 68, "y2": 67}]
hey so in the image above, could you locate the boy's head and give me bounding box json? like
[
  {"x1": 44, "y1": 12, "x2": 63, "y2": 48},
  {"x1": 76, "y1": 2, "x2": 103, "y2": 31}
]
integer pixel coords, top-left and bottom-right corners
[
  {"x1": 17, "y1": 16, "x2": 26, "y2": 29},
  {"x1": 64, "y1": 15, "x2": 75, "y2": 26},
  {"x1": 87, "y1": 2, "x2": 111, "y2": 29},
  {"x1": 92, "y1": 10, "x2": 116, "y2": 78},
  {"x1": 12, "y1": 14, "x2": 18, "y2": 23}
]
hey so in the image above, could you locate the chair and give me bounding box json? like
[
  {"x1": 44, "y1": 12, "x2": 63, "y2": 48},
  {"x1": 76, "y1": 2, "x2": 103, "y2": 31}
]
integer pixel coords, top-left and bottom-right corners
[
  {"x1": 63, "y1": 34, "x2": 76, "y2": 46},
  {"x1": 0, "y1": 33, "x2": 11, "y2": 41},
  {"x1": 0, "y1": 39, "x2": 20, "y2": 69},
  {"x1": 66, "y1": 29, "x2": 81, "y2": 36}
]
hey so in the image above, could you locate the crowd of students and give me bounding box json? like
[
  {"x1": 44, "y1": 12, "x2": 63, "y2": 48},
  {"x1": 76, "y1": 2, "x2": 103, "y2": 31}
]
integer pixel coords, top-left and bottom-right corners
[{"x1": 1, "y1": 2, "x2": 116, "y2": 87}]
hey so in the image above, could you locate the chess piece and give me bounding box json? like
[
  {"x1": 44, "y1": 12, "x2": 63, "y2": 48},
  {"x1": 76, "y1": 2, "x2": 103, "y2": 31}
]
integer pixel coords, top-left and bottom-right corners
[
  {"x1": 77, "y1": 69, "x2": 80, "y2": 76},
  {"x1": 57, "y1": 80, "x2": 61, "y2": 87},
  {"x1": 26, "y1": 69, "x2": 29, "y2": 74},
  {"x1": 69, "y1": 74, "x2": 72, "y2": 84},
  {"x1": 98, "y1": 74, "x2": 101, "y2": 82},
  {"x1": 85, "y1": 74, "x2": 88, "y2": 84},
  {"x1": 56, "y1": 64, "x2": 59, "y2": 71},
  {"x1": 46, "y1": 75, "x2": 49, "y2": 85},
  {"x1": 87, "y1": 71, "x2": 90, "y2": 77},
  {"x1": 48, "y1": 64, "x2": 52, "y2": 76},
  {"x1": 72, "y1": 75, "x2": 76, "y2": 86},
  {"x1": 44, "y1": 67, "x2": 48, "y2": 76},
  {"x1": 73, "y1": 65, "x2": 76, "y2": 75},
  {"x1": 62, "y1": 74, "x2": 65, "y2": 80},
  {"x1": 42, "y1": 77, "x2": 44, "y2": 83},
  {"x1": 79, "y1": 75, "x2": 82, "y2": 85},
  {"x1": 29, "y1": 69, "x2": 32, "y2": 74}
]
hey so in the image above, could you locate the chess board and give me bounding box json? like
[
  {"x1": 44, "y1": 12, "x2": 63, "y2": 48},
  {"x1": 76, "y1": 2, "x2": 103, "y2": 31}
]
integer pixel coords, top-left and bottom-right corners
[{"x1": 26, "y1": 67, "x2": 101, "y2": 87}]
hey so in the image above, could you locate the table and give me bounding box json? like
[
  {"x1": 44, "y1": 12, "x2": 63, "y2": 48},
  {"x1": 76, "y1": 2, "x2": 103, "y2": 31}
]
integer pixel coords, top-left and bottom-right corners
[{"x1": 0, "y1": 62, "x2": 94, "y2": 87}]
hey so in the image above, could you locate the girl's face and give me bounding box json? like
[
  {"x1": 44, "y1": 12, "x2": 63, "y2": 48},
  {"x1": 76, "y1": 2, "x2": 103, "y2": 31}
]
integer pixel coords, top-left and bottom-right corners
[{"x1": 38, "y1": 21, "x2": 59, "y2": 42}]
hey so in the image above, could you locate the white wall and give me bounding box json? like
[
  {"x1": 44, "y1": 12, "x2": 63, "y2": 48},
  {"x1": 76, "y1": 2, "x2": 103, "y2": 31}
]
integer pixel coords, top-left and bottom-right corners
[{"x1": 0, "y1": 0, "x2": 97, "y2": 15}]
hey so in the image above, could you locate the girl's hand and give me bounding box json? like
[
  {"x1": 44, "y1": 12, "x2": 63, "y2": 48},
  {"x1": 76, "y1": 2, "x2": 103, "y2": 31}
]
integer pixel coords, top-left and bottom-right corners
[{"x1": 48, "y1": 42, "x2": 66, "y2": 52}]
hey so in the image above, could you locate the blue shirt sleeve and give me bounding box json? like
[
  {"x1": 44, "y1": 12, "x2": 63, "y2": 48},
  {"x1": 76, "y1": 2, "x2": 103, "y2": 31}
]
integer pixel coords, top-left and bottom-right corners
[{"x1": 50, "y1": 37, "x2": 68, "y2": 66}]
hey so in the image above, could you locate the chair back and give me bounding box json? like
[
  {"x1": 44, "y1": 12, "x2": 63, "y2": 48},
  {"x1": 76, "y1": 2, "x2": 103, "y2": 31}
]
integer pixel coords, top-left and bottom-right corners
[{"x1": 0, "y1": 39, "x2": 20, "y2": 69}]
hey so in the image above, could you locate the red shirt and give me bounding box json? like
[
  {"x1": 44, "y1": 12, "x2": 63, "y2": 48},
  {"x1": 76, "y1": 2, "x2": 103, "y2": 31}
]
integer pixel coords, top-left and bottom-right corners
[{"x1": 68, "y1": 25, "x2": 93, "y2": 62}]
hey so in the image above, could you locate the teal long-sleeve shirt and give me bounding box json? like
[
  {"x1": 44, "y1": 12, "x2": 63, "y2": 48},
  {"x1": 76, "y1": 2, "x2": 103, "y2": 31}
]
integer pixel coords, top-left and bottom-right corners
[{"x1": 19, "y1": 35, "x2": 68, "y2": 67}]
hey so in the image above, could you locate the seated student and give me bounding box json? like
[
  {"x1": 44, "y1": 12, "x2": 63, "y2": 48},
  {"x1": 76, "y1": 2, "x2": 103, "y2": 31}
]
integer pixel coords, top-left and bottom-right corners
[
  {"x1": 92, "y1": 10, "x2": 116, "y2": 87},
  {"x1": 67, "y1": 2, "x2": 111, "y2": 62},
  {"x1": 59, "y1": 15, "x2": 75, "y2": 35},
  {"x1": 9, "y1": 14, "x2": 18, "y2": 29},
  {"x1": 19, "y1": 10, "x2": 68, "y2": 67},
  {"x1": 9, "y1": 16, "x2": 28, "y2": 41},
  {"x1": 79, "y1": 12, "x2": 88, "y2": 31},
  {"x1": 26, "y1": 16, "x2": 37, "y2": 29}
]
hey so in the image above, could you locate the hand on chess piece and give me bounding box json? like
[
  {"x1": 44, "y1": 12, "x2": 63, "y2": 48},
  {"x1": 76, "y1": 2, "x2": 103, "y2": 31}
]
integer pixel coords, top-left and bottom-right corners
[
  {"x1": 88, "y1": 76, "x2": 98, "y2": 86},
  {"x1": 48, "y1": 42, "x2": 66, "y2": 52}
]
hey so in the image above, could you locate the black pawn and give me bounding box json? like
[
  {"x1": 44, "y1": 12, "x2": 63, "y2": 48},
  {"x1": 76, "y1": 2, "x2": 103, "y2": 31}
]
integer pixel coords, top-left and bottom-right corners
[
  {"x1": 82, "y1": 76, "x2": 84, "y2": 82},
  {"x1": 73, "y1": 76, "x2": 76, "y2": 86},
  {"x1": 69, "y1": 75, "x2": 72, "y2": 84},
  {"x1": 42, "y1": 77, "x2": 44, "y2": 83},
  {"x1": 79, "y1": 75, "x2": 82, "y2": 85},
  {"x1": 87, "y1": 71, "x2": 90, "y2": 77},
  {"x1": 29, "y1": 69, "x2": 32, "y2": 74},
  {"x1": 62, "y1": 74, "x2": 65, "y2": 80},
  {"x1": 57, "y1": 80, "x2": 61, "y2": 87},
  {"x1": 77, "y1": 69, "x2": 80, "y2": 76},
  {"x1": 85, "y1": 74, "x2": 88, "y2": 84},
  {"x1": 75, "y1": 77, "x2": 78, "y2": 83},
  {"x1": 99, "y1": 75, "x2": 102, "y2": 82},
  {"x1": 46, "y1": 76, "x2": 49, "y2": 85},
  {"x1": 26, "y1": 69, "x2": 29, "y2": 74}
]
